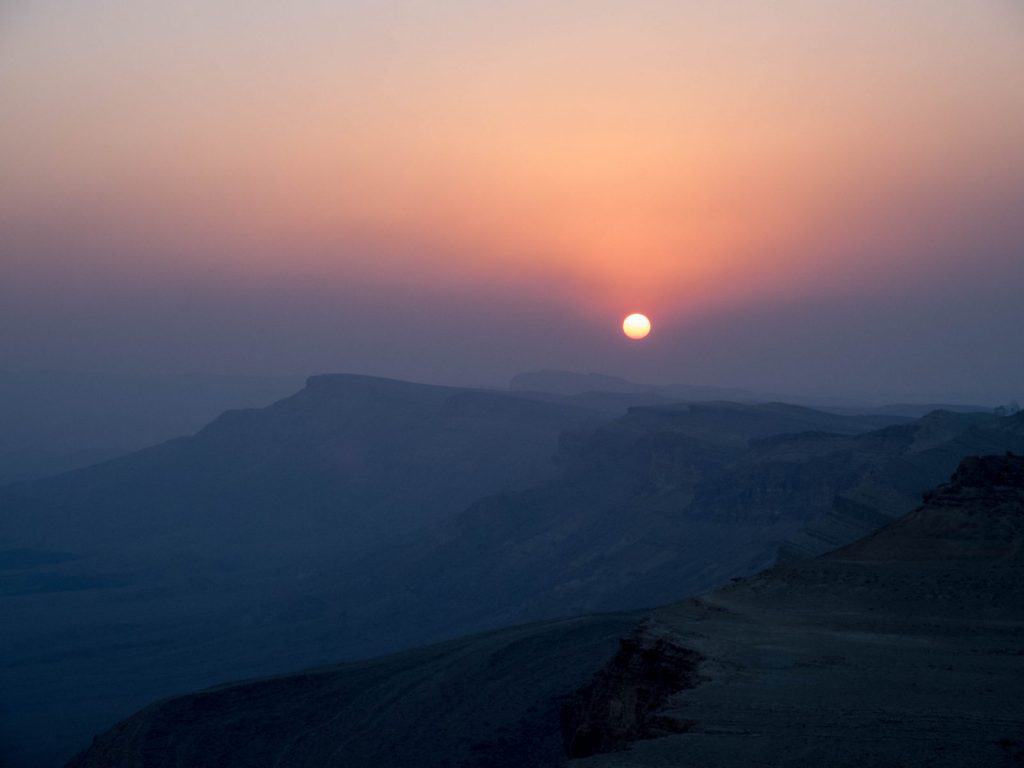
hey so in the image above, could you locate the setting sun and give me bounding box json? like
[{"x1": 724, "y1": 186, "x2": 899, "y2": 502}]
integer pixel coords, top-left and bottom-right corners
[{"x1": 622, "y1": 313, "x2": 652, "y2": 340}]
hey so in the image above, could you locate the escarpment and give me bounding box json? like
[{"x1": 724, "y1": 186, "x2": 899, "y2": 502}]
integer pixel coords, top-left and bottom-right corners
[{"x1": 561, "y1": 627, "x2": 703, "y2": 758}]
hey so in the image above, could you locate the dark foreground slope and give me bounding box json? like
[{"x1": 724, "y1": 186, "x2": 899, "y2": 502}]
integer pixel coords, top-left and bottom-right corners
[
  {"x1": 67, "y1": 613, "x2": 641, "y2": 768},
  {"x1": 568, "y1": 453, "x2": 1024, "y2": 767},
  {"x1": 67, "y1": 454, "x2": 1024, "y2": 768}
]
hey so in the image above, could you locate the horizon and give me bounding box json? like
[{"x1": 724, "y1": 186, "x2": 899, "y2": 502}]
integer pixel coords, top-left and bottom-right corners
[
  {"x1": 2, "y1": 1, "x2": 1023, "y2": 402},
  {"x1": 0, "y1": 364, "x2": 1012, "y2": 409}
]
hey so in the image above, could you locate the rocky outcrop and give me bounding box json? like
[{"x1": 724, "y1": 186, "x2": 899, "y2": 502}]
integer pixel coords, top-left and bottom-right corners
[
  {"x1": 561, "y1": 626, "x2": 703, "y2": 758},
  {"x1": 574, "y1": 454, "x2": 1024, "y2": 767},
  {"x1": 832, "y1": 452, "x2": 1024, "y2": 562},
  {"x1": 940, "y1": 451, "x2": 1024, "y2": 491}
]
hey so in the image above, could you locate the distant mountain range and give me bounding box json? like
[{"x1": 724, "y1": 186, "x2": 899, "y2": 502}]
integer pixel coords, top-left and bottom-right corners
[
  {"x1": 0, "y1": 374, "x2": 599, "y2": 767},
  {"x1": 0, "y1": 374, "x2": 599, "y2": 561},
  {"x1": 510, "y1": 368, "x2": 996, "y2": 417},
  {"x1": 1, "y1": 374, "x2": 1020, "y2": 766},
  {"x1": 0, "y1": 367, "x2": 993, "y2": 487},
  {"x1": 510, "y1": 369, "x2": 760, "y2": 402},
  {"x1": 310, "y1": 405, "x2": 1023, "y2": 657},
  {"x1": 66, "y1": 453, "x2": 1024, "y2": 768}
]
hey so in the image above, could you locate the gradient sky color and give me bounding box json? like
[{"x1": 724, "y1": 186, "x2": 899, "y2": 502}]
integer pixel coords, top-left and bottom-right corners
[{"x1": 2, "y1": 1, "x2": 1023, "y2": 401}]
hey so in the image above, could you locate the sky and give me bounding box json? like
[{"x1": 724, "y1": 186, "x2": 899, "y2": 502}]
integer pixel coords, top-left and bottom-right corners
[{"x1": 2, "y1": 0, "x2": 1023, "y2": 402}]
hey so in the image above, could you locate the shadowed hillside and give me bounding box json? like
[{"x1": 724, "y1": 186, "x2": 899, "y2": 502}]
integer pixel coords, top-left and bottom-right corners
[
  {"x1": 66, "y1": 614, "x2": 641, "y2": 768},
  {"x1": 0, "y1": 374, "x2": 602, "y2": 768},
  {"x1": 66, "y1": 454, "x2": 1024, "y2": 768}
]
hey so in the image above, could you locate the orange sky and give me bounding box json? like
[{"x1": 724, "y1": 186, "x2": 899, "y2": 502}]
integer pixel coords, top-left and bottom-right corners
[{"x1": 2, "y1": 1, "x2": 1023, "y2": 396}]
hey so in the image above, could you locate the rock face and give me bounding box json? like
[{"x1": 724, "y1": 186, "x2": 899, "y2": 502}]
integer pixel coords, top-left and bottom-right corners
[
  {"x1": 574, "y1": 453, "x2": 1024, "y2": 767},
  {"x1": 777, "y1": 411, "x2": 1024, "y2": 559},
  {"x1": 835, "y1": 452, "x2": 1024, "y2": 562},
  {"x1": 561, "y1": 629, "x2": 703, "y2": 758}
]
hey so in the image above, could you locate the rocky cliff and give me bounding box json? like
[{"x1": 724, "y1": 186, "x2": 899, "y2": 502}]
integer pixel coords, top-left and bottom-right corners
[
  {"x1": 561, "y1": 628, "x2": 702, "y2": 758},
  {"x1": 573, "y1": 453, "x2": 1024, "y2": 767}
]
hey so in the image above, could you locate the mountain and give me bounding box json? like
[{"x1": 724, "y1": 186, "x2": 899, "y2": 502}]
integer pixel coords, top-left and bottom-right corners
[
  {"x1": 0, "y1": 374, "x2": 601, "y2": 559},
  {"x1": 0, "y1": 374, "x2": 602, "y2": 768},
  {"x1": 310, "y1": 408, "x2": 1023, "y2": 658},
  {"x1": 781, "y1": 408, "x2": 1024, "y2": 558},
  {"x1": 4, "y1": 380, "x2": 1018, "y2": 767},
  {"x1": 244, "y1": 401, "x2": 914, "y2": 659},
  {"x1": 66, "y1": 454, "x2": 1024, "y2": 768},
  {"x1": 0, "y1": 370, "x2": 303, "y2": 484}
]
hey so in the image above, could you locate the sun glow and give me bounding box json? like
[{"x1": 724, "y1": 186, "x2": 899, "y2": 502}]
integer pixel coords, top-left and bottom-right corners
[{"x1": 622, "y1": 313, "x2": 651, "y2": 340}]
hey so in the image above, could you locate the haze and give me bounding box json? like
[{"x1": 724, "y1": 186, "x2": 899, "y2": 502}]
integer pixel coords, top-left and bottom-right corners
[{"x1": 2, "y1": 0, "x2": 1023, "y2": 402}]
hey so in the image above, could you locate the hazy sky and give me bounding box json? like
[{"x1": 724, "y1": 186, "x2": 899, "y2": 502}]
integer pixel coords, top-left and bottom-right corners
[{"x1": 2, "y1": 1, "x2": 1022, "y2": 402}]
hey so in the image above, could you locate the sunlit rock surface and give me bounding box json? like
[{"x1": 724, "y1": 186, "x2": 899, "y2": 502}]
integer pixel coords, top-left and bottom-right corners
[{"x1": 573, "y1": 453, "x2": 1024, "y2": 767}]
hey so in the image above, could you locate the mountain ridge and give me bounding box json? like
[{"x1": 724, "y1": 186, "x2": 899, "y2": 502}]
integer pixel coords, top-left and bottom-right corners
[
  {"x1": 3, "y1": 376, "x2": 1020, "y2": 767},
  {"x1": 0, "y1": 374, "x2": 604, "y2": 768},
  {"x1": 65, "y1": 454, "x2": 1024, "y2": 768}
]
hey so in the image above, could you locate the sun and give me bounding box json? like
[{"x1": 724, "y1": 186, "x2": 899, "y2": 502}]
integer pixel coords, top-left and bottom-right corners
[{"x1": 622, "y1": 313, "x2": 651, "y2": 340}]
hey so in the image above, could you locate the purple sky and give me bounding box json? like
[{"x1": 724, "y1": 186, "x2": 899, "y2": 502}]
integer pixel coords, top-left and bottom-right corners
[{"x1": 2, "y1": 1, "x2": 1023, "y2": 403}]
